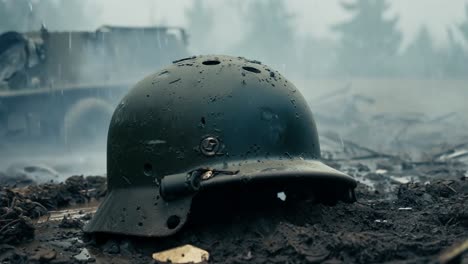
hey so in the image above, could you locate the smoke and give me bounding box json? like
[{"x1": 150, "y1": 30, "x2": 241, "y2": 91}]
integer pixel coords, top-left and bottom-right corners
[
  {"x1": 182, "y1": 0, "x2": 468, "y2": 157},
  {"x1": 0, "y1": 0, "x2": 98, "y2": 32},
  {"x1": 1, "y1": 0, "x2": 468, "y2": 180}
]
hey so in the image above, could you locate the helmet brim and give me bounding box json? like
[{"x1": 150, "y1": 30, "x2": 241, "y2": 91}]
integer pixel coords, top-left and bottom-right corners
[
  {"x1": 202, "y1": 159, "x2": 356, "y2": 189},
  {"x1": 84, "y1": 158, "x2": 355, "y2": 237}
]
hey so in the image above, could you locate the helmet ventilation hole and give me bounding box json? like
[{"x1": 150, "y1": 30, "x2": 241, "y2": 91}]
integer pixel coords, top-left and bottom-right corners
[
  {"x1": 143, "y1": 163, "x2": 153, "y2": 176},
  {"x1": 167, "y1": 215, "x2": 181, "y2": 229},
  {"x1": 242, "y1": 66, "x2": 261, "y2": 73},
  {"x1": 202, "y1": 60, "x2": 220, "y2": 65}
]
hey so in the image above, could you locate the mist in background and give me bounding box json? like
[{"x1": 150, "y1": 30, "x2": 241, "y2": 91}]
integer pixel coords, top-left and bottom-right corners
[
  {"x1": 1, "y1": 0, "x2": 467, "y2": 78},
  {"x1": 1, "y1": 0, "x2": 468, "y2": 179}
]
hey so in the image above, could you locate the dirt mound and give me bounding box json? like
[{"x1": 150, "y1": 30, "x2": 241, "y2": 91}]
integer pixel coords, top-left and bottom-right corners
[
  {"x1": 0, "y1": 171, "x2": 36, "y2": 187},
  {"x1": 0, "y1": 188, "x2": 47, "y2": 244},
  {"x1": 1, "y1": 169, "x2": 467, "y2": 263},
  {"x1": 84, "y1": 178, "x2": 467, "y2": 263},
  {"x1": 0, "y1": 176, "x2": 106, "y2": 246},
  {"x1": 19, "y1": 175, "x2": 106, "y2": 210}
]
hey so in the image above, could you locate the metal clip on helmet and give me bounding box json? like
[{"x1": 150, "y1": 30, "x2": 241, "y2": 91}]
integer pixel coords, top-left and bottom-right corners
[{"x1": 84, "y1": 55, "x2": 357, "y2": 237}]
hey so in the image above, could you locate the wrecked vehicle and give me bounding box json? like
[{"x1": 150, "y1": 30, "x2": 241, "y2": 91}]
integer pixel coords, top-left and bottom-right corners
[{"x1": 0, "y1": 25, "x2": 188, "y2": 149}]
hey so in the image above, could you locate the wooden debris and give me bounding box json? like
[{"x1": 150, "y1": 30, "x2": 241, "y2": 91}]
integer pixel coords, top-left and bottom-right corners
[
  {"x1": 437, "y1": 239, "x2": 468, "y2": 264},
  {"x1": 152, "y1": 244, "x2": 209, "y2": 264}
]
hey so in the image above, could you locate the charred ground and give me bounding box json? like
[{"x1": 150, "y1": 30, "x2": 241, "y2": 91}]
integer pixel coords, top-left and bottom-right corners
[{"x1": 0, "y1": 147, "x2": 467, "y2": 264}]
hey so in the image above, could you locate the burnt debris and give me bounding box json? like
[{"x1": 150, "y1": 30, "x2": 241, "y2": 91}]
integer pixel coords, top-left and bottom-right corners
[{"x1": 0, "y1": 152, "x2": 467, "y2": 263}]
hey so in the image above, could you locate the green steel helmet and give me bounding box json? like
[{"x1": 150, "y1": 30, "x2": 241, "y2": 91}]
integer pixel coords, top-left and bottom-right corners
[{"x1": 84, "y1": 55, "x2": 357, "y2": 237}]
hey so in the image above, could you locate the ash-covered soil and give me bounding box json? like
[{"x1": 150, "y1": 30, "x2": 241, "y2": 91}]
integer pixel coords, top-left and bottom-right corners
[
  {"x1": 0, "y1": 175, "x2": 105, "y2": 245},
  {"x1": 0, "y1": 157, "x2": 467, "y2": 264}
]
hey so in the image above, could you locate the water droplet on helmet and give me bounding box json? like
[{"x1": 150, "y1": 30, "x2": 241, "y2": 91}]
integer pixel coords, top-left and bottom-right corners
[
  {"x1": 169, "y1": 78, "x2": 181, "y2": 84},
  {"x1": 158, "y1": 70, "x2": 169, "y2": 78},
  {"x1": 261, "y1": 108, "x2": 278, "y2": 121}
]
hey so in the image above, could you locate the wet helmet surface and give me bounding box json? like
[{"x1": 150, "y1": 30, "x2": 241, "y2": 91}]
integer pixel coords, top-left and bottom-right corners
[{"x1": 84, "y1": 55, "x2": 357, "y2": 237}]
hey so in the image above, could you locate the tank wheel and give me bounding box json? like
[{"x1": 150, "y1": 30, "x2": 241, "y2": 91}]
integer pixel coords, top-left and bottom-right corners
[{"x1": 63, "y1": 98, "x2": 114, "y2": 150}]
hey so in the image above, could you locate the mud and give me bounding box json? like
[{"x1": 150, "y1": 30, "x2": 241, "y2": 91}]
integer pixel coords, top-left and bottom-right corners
[
  {"x1": 0, "y1": 188, "x2": 47, "y2": 244},
  {"x1": 0, "y1": 175, "x2": 105, "y2": 246},
  {"x1": 20, "y1": 175, "x2": 106, "y2": 210},
  {"x1": 0, "y1": 158, "x2": 467, "y2": 263},
  {"x1": 89, "y1": 178, "x2": 466, "y2": 264}
]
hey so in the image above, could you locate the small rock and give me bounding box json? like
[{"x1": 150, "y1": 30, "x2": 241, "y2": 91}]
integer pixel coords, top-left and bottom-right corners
[
  {"x1": 356, "y1": 163, "x2": 370, "y2": 172},
  {"x1": 120, "y1": 240, "x2": 136, "y2": 255},
  {"x1": 0, "y1": 244, "x2": 28, "y2": 263},
  {"x1": 376, "y1": 161, "x2": 395, "y2": 171},
  {"x1": 81, "y1": 213, "x2": 93, "y2": 221},
  {"x1": 152, "y1": 244, "x2": 209, "y2": 264},
  {"x1": 59, "y1": 216, "x2": 83, "y2": 229},
  {"x1": 243, "y1": 251, "x2": 253, "y2": 260},
  {"x1": 30, "y1": 248, "x2": 57, "y2": 262},
  {"x1": 398, "y1": 207, "x2": 413, "y2": 211},
  {"x1": 102, "y1": 240, "x2": 120, "y2": 255},
  {"x1": 366, "y1": 173, "x2": 383, "y2": 181},
  {"x1": 401, "y1": 162, "x2": 414, "y2": 170},
  {"x1": 41, "y1": 249, "x2": 57, "y2": 261}
]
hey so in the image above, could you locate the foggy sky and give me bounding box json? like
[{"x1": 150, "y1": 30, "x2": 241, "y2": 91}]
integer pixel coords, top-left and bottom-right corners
[
  {"x1": 1, "y1": 0, "x2": 467, "y2": 175},
  {"x1": 91, "y1": 0, "x2": 468, "y2": 49}
]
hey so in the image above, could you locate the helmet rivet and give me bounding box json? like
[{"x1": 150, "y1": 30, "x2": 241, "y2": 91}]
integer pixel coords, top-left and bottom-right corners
[{"x1": 200, "y1": 136, "x2": 220, "y2": 156}]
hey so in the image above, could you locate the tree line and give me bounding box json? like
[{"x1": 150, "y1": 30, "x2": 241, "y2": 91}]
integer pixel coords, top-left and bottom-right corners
[
  {"x1": 187, "y1": 0, "x2": 468, "y2": 79},
  {"x1": 1, "y1": 0, "x2": 467, "y2": 79}
]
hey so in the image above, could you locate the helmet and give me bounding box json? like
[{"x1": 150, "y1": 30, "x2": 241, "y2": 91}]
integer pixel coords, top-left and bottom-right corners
[{"x1": 84, "y1": 55, "x2": 356, "y2": 237}]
